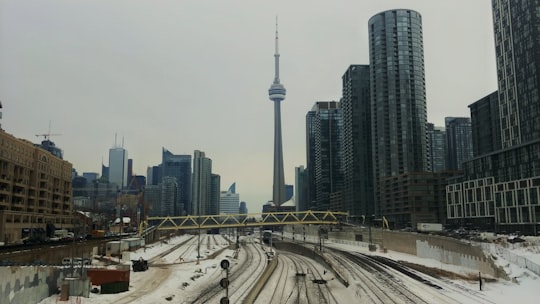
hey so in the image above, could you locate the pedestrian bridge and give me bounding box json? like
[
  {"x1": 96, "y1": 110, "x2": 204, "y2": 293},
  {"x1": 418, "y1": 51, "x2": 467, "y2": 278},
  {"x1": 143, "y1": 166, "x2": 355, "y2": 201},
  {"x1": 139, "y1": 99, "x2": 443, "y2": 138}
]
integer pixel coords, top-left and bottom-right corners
[{"x1": 140, "y1": 210, "x2": 349, "y2": 233}]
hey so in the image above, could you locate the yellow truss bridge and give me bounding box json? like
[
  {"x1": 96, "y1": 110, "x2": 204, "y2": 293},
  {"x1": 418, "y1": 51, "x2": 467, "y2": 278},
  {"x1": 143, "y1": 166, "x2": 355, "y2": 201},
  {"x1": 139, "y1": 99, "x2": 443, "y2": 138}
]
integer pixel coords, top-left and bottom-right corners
[{"x1": 140, "y1": 210, "x2": 349, "y2": 233}]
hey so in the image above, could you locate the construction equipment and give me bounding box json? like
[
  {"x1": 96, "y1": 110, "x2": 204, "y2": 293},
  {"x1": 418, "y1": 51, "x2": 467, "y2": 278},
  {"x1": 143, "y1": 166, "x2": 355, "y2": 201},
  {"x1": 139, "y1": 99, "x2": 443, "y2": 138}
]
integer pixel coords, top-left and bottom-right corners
[
  {"x1": 131, "y1": 257, "x2": 148, "y2": 272},
  {"x1": 36, "y1": 121, "x2": 61, "y2": 140}
]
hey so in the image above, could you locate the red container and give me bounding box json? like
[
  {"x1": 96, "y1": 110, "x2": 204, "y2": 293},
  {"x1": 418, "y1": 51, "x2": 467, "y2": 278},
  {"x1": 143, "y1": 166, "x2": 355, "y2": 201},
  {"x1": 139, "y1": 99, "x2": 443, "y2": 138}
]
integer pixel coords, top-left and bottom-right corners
[{"x1": 87, "y1": 268, "x2": 130, "y2": 285}]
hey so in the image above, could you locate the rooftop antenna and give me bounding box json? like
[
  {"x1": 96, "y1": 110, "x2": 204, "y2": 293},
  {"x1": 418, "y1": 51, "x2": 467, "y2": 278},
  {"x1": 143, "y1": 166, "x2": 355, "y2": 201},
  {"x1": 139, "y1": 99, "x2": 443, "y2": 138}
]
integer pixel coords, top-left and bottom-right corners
[
  {"x1": 0, "y1": 100, "x2": 3, "y2": 130},
  {"x1": 36, "y1": 121, "x2": 61, "y2": 141}
]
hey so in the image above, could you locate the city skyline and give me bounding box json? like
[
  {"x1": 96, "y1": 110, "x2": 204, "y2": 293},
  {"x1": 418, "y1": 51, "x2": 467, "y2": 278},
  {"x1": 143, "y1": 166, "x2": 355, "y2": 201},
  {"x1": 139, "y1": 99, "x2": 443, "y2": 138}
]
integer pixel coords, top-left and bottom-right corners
[{"x1": 0, "y1": 0, "x2": 497, "y2": 212}]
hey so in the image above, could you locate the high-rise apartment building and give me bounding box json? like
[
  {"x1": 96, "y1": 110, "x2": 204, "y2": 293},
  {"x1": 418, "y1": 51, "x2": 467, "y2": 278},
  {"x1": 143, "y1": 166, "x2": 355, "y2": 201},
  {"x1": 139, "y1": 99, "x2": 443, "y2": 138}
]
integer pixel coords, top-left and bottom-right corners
[
  {"x1": 341, "y1": 64, "x2": 374, "y2": 219},
  {"x1": 369, "y1": 9, "x2": 428, "y2": 219},
  {"x1": 162, "y1": 148, "x2": 191, "y2": 215},
  {"x1": 0, "y1": 130, "x2": 73, "y2": 243},
  {"x1": 445, "y1": 117, "x2": 473, "y2": 171},
  {"x1": 108, "y1": 147, "x2": 128, "y2": 189},
  {"x1": 305, "y1": 101, "x2": 343, "y2": 211},
  {"x1": 427, "y1": 123, "x2": 447, "y2": 172},
  {"x1": 493, "y1": 0, "x2": 540, "y2": 148},
  {"x1": 447, "y1": 0, "x2": 540, "y2": 234},
  {"x1": 191, "y1": 150, "x2": 212, "y2": 216}
]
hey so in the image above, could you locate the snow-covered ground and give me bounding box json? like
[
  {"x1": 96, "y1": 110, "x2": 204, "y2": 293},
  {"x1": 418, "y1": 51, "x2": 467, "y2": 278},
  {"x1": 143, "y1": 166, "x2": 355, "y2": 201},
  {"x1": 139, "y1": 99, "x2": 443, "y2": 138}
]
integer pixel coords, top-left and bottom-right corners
[
  {"x1": 38, "y1": 233, "x2": 540, "y2": 304},
  {"x1": 323, "y1": 239, "x2": 540, "y2": 304}
]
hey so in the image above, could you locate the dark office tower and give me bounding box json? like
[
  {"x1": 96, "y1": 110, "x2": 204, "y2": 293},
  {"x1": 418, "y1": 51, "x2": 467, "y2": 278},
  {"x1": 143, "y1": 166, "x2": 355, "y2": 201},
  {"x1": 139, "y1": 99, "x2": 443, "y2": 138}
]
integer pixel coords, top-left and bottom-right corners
[
  {"x1": 146, "y1": 165, "x2": 161, "y2": 186},
  {"x1": 305, "y1": 111, "x2": 317, "y2": 210},
  {"x1": 144, "y1": 185, "x2": 162, "y2": 217},
  {"x1": 469, "y1": 91, "x2": 501, "y2": 157},
  {"x1": 162, "y1": 148, "x2": 192, "y2": 215},
  {"x1": 341, "y1": 65, "x2": 374, "y2": 219},
  {"x1": 101, "y1": 164, "x2": 109, "y2": 182},
  {"x1": 161, "y1": 176, "x2": 178, "y2": 216},
  {"x1": 369, "y1": 10, "x2": 428, "y2": 216},
  {"x1": 192, "y1": 150, "x2": 212, "y2": 216},
  {"x1": 445, "y1": 117, "x2": 473, "y2": 170},
  {"x1": 305, "y1": 101, "x2": 343, "y2": 211},
  {"x1": 426, "y1": 123, "x2": 447, "y2": 172},
  {"x1": 239, "y1": 201, "x2": 248, "y2": 214},
  {"x1": 492, "y1": 0, "x2": 540, "y2": 147},
  {"x1": 294, "y1": 166, "x2": 308, "y2": 212},
  {"x1": 127, "y1": 159, "x2": 133, "y2": 188},
  {"x1": 210, "y1": 174, "x2": 221, "y2": 215}
]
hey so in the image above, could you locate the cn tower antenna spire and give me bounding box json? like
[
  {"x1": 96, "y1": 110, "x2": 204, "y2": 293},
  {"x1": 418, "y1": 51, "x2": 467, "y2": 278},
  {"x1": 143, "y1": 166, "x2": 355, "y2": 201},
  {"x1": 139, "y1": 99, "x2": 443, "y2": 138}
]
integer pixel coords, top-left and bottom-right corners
[{"x1": 273, "y1": 16, "x2": 281, "y2": 84}]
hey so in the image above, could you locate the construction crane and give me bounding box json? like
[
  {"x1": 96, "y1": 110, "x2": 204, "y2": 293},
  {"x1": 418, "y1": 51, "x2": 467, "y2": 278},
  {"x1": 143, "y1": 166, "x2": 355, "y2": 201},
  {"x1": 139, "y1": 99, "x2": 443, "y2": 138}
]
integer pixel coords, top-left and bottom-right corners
[{"x1": 36, "y1": 121, "x2": 61, "y2": 140}]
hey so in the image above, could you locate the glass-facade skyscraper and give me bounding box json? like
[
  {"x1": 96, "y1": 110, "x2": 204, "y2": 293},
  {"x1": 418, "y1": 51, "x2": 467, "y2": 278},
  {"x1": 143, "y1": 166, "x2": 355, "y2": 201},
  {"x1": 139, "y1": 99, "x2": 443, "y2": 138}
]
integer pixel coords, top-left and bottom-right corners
[
  {"x1": 427, "y1": 123, "x2": 446, "y2": 172},
  {"x1": 220, "y1": 183, "x2": 239, "y2": 215},
  {"x1": 305, "y1": 101, "x2": 343, "y2": 211},
  {"x1": 469, "y1": 91, "x2": 501, "y2": 157},
  {"x1": 369, "y1": 9, "x2": 427, "y2": 217},
  {"x1": 108, "y1": 147, "x2": 128, "y2": 189},
  {"x1": 192, "y1": 150, "x2": 212, "y2": 216},
  {"x1": 294, "y1": 166, "x2": 308, "y2": 212},
  {"x1": 445, "y1": 117, "x2": 473, "y2": 171},
  {"x1": 341, "y1": 65, "x2": 374, "y2": 219},
  {"x1": 162, "y1": 148, "x2": 191, "y2": 215}
]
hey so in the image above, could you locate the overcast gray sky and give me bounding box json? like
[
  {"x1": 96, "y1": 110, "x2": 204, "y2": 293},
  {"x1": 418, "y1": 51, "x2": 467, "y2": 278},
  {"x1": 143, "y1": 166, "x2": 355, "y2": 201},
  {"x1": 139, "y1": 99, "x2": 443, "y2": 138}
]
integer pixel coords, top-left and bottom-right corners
[{"x1": 1, "y1": 0, "x2": 497, "y2": 213}]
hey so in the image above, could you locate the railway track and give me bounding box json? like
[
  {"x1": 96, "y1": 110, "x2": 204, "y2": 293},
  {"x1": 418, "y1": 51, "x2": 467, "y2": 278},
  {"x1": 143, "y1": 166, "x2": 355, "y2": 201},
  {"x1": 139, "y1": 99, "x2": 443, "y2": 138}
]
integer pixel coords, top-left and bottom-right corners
[
  {"x1": 258, "y1": 251, "x2": 339, "y2": 304},
  {"x1": 189, "y1": 237, "x2": 266, "y2": 304}
]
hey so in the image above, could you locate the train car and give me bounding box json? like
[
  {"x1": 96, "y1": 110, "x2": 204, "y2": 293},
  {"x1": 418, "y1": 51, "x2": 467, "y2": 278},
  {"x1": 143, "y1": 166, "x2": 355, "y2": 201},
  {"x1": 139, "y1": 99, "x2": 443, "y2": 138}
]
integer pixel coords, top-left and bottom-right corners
[{"x1": 262, "y1": 230, "x2": 273, "y2": 244}]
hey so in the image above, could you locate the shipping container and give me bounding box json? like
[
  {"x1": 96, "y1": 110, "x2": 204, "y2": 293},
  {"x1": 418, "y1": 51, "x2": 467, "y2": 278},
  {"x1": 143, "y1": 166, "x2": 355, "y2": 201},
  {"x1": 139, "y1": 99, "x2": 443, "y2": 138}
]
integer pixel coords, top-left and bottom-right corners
[
  {"x1": 87, "y1": 268, "x2": 130, "y2": 285},
  {"x1": 122, "y1": 237, "x2": 145, "y2": 251},
  {"x1": 100, "y1": 281, "x2": 129, "y2": 294},
  {"x1": 106, "y1": 241, "x2": 129, "y2": 256}
]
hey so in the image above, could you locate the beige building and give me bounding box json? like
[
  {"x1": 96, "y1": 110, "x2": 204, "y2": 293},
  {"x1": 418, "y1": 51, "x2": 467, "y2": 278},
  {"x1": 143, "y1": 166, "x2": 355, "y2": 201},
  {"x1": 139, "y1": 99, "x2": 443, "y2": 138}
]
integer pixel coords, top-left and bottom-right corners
[{"x1": 0, "y1": 129, "x2": 73, "y2": 244}]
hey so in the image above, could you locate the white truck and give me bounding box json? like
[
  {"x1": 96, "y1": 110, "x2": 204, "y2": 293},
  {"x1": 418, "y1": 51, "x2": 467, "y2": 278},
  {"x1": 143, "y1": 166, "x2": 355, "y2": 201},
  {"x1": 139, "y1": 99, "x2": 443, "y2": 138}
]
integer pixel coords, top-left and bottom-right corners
[
  {"x1": 416, "y1": 223, "x2": 443, "y2": 233},
  {"x1": 51, "y1": 229, "x2": 73, "y2": 241}
]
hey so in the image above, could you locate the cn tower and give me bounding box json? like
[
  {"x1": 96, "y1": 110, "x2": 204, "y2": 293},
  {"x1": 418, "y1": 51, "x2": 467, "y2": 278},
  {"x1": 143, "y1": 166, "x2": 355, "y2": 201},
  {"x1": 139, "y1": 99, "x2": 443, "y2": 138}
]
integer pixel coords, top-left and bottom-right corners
[{"x1": 268, "y1": 19, "x2": 286, "y2": 206}]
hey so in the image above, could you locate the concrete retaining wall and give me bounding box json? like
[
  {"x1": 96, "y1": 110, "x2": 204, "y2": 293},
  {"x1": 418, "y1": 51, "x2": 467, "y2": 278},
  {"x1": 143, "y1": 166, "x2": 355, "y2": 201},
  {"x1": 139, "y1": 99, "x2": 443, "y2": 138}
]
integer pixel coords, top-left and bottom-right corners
[
  {"x1": 283, "y1": 225, "x2": 505, "y2": 278},
  {"x1": 479, "y1": 242, "x2": 540, "y2": 276},
  {"x1": 0, "y1": 266, "x2": 90, "y2": 304},
  {"x1": 243, "y1": 257, "x2": 277, "y2": 304}
]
